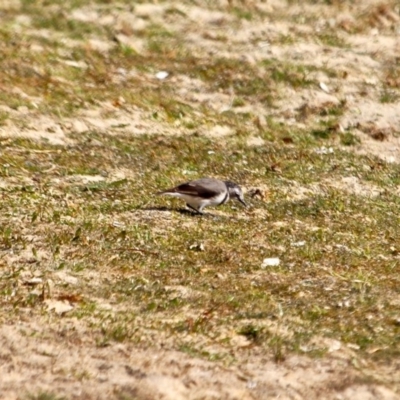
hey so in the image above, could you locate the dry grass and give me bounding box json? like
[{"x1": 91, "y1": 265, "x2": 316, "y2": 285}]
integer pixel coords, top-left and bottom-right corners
[{"x1": 1, "y1": 0, "x2": 400, "y2": 399}]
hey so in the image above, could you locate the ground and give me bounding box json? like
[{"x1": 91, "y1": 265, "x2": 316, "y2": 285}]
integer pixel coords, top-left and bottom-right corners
[{"x1": 0, "y1": 0, "x2": 400, "y2": 399}]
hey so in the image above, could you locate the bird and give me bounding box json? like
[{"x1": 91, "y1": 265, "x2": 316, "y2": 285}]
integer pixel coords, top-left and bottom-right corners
[{"x1": 156, "y1": 177, "x2": 247, "y2": 214}]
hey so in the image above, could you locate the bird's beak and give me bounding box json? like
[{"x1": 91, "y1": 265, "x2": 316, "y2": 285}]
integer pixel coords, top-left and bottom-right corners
[{"x1": 238, "y1": 198, "x2": 247, "y2": 207}]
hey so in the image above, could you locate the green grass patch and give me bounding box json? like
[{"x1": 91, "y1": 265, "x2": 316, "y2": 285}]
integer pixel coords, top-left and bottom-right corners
[{"x1": 1, "y1": 132, "x2": 400, "y2": 366}]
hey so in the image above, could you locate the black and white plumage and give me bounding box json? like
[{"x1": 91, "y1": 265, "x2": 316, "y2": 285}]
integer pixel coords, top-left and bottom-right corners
[{"x1": 156, "y1": 178, "x2": 247, "y2": 214}]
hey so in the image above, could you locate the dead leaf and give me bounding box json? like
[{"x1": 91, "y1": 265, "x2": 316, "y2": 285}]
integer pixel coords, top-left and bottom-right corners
[{"x1": 56, "y1": 293, "x2": 83, "y2": 303}]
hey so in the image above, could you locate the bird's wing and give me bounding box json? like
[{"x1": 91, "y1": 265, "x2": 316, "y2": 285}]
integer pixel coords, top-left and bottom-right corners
[{"x1": 174, "y1": 181, "x2": 221, "y2": 198}]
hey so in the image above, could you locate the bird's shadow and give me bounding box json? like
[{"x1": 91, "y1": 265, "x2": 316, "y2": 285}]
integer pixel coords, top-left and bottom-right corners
[
  {"x1": 143, "y1": 206, "x2": 201, "y2": 216},
  {"x1": 143, "y1": 206, "x2": 223, "y2": 219}
]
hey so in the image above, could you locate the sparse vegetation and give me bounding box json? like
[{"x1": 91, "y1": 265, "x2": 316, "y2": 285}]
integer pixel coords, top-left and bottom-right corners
[
  {"x1": 27, "y1": 393, "x2": 66, "y2": 400},
  {"x1": 1, "y1": 0, "x2": 400, "y2": 398}
]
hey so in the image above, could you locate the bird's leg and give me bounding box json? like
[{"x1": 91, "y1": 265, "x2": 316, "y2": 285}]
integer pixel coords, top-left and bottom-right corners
[
  {"x1": 186, "y1": 204, "x2": 220, "y2": 219},
  {"x1": 186, "y1": 204, "x2": 203, "y2": 215}
]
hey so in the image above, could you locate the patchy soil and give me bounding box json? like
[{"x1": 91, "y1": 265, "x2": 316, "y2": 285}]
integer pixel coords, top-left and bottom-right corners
[
  {"x1": 1, "y1": 0, "x2": 400, "y2": 399},
  {"x1": 1, "y1": 323, "x2": 398, "y2": 400}
]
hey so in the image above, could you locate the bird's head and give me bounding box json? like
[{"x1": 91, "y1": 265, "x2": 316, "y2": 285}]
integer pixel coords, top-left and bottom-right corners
[{"x1": 225, "y1": 181, "x2": 247, "y2": 207}]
